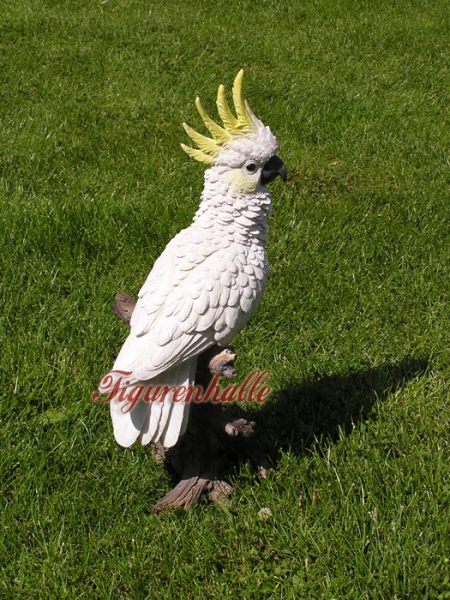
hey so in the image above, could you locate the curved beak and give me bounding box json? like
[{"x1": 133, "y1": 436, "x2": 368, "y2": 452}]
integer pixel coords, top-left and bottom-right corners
[{"x1": 261, "y1": 155, "x2": 287, "y2": 185}]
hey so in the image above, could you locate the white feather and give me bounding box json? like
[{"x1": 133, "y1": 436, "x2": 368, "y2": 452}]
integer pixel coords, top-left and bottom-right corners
[{"x1": 100, "y1": 106, "x2": 279, "y2": 449}]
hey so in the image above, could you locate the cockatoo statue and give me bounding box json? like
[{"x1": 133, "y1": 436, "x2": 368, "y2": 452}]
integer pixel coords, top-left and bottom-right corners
[{"x1": 100, "y1": 70, "x2": 286, "y2": 449}]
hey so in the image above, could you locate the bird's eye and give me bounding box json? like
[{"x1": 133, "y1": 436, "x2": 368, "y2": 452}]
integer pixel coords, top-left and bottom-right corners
[{"x1": 245, "y1": 162, "x2": 257, "y2": 173}]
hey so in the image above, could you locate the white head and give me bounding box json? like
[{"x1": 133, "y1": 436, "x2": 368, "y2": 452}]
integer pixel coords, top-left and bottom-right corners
[{"x1": 182, "y1": 70, "x2": 286, "y2": 194}]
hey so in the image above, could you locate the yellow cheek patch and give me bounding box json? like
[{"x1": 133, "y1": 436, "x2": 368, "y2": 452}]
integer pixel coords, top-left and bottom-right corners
[{"x1": 228, "y1": 171, "x2": 259, "y2": 194}]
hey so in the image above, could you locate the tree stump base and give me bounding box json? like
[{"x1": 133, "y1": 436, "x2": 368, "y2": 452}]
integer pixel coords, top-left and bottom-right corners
[{"x1": 112, "y1": 292, "x2": 272, "y2": 511}]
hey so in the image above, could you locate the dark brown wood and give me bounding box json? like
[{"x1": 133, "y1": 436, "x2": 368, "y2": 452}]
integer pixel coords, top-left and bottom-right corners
[
  {"x1": 112, "y1": 292, "x2": 136, "y2": 324},
  {"x1": 112, "y1": 292, "x2": 272, "y2": 511}
]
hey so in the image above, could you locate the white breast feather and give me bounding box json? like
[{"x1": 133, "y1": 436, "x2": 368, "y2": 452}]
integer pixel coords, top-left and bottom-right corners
[{"x1": 103, "y1": 160, "x2": 273, "y2": 449}]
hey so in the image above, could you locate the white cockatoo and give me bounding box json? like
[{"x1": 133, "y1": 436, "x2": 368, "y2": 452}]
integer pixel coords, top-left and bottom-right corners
[{"x1": 100, "y1": 70, "x2": 286, "y2": 448}]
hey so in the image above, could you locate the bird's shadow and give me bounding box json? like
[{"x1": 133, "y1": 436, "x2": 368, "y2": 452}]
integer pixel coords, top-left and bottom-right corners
[{"x1": 228, "y1": 356, "x2": 429, "y2": 461}]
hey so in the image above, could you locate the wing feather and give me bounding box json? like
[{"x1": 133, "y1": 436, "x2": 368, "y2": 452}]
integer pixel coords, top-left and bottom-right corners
[{"x1": 104, "y1": 229, "x2": 269, "y2": 448}]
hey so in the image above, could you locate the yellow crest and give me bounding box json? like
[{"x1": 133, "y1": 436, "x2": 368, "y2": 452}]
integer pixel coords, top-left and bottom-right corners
[{"x1": 181, "y1": 70, "x2": 255, "y2": 164}]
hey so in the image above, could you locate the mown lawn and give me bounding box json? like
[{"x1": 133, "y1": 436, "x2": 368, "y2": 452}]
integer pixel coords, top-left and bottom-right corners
[{"x1": 1, "y1": 0, "x2": 449, "y2": 598}]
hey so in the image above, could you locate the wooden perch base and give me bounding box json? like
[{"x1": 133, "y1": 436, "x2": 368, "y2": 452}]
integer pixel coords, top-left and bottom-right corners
[{"x1": 112, "y1": 292, "x2": 272, "y2": 511}]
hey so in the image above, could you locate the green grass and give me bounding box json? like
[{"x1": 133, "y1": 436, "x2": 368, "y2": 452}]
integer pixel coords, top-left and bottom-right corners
[{"x1": 1, "y1": 0, "x2": 450, "y2": 597}]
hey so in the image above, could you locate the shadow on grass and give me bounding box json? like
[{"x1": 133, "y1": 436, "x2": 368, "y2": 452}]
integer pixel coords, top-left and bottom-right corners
[{"x1": 232, "y1": 357, "x2": 429, "y2": 461}]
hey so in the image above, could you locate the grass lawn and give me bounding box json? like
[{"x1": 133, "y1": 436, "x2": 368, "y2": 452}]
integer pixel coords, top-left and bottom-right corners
[{"x1": 1, "y1": 0, "x2": 449, "y2": 597}]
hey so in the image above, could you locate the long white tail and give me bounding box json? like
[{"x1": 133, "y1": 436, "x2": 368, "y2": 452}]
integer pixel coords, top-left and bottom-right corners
[{"x1": 108, "y1": 358, "x2": 197, "y2": 448}]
